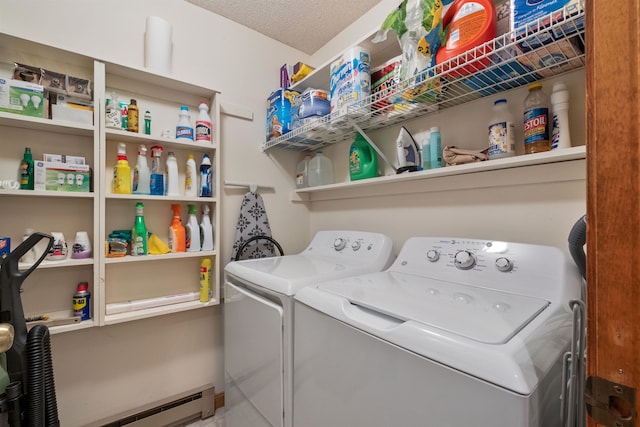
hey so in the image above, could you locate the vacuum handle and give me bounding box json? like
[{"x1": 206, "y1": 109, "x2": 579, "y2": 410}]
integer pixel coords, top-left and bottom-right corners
[{"x1": 1, "y1": 232, "x2": 53, "y2": 279}]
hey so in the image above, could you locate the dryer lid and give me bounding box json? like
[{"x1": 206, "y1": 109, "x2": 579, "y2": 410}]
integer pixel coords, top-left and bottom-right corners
[{"x1": 317, "y1": 271, "x2": 549, "y2": 344}]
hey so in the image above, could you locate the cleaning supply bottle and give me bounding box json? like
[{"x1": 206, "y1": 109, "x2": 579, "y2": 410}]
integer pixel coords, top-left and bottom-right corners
[
  {"x1": 429, "y1": 127, "x2": 443, "y2": 169},
  {"x1": 199, "y1": 154, "x2": 212, "y2": 197},
  {"x1": 19, "y1": 147, "x2": 34, "y2": 190},
  {"x1": 295, "y1": 154, "x2": 311, "y2": 188},
  {"x1": 131, "y1": 201, "x2": 148, "y2": 256},
  {"x1": 349, "y1": 133, "x2": 378, "y2": 181},
  {"x1": 176, "y1": 105, "x2": 194, "y2": 141},
  {"x1": 185, "y1": 154, "x2": 198, "y2": 197},
  {"x1": 308, "y1": 151, "x2": 334, "y2": 187},
  {"x1": 72, "y1": 282, "x2": 91, "y2": 321},
  {"x1": 20, "y1": 228, "x2": 36, "y2": 264},
  {"x1": 150, "y1": 145, "x2": 164, "y2": 196},
  {"x1": 523, "y1": 82, "x2": 550, "y2": 154},
  {"x1": 165, "y1": 151, "x2": 180, "y2": 196},
  {"x1": 132, "y1": 144, "x2": 150, "y2": 194},
  {"x1": 144, "y1": 110, "x2": 151, "y2": 135},
  {"x1": 551, "y1": 81, "x2": 572, "y2": 150},
  {"x1": 422, "y1": 137, "x2": 431, "y2": 170},
  {"x1": 169, "y1": 204, "x2": 186, "y2": 252},
  {"x1": 199, "y1": 258, "x2": 212, "y2": 302},
  {"x1": 186, "y1": 204, "x2": 201, "y2": 252},
  {"x1": 200, "y1": 204, "x2": 214, "y2": 251},
  {"x1": 488, "y1": 99, "x2": 516, "y2": 160},
  {"x1": 105, "y1": 94, "x2": 122, "y2": 129},
  {"x1": 113, "y1": 143, "x2": 131, "y2": 194},
  {"x1": 127, "y1": 98, "x2": 139, "y2": 132},
  {"x1": 195, "y1": 102, "x2": 212, "y2": 143}
]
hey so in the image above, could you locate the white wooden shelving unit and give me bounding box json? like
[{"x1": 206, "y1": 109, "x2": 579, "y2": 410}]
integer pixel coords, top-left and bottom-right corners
[{"x1": 0, "y1": 33, "x2": 221, "y2": 333}]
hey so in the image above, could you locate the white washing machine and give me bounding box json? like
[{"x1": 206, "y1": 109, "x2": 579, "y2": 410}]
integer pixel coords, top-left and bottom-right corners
[
  {"x1": 223, "y1": 230, "x2": 394, "y2": 427},
  {"x1": 294, "y1": 237, "x2": 582, "y2": 427}
]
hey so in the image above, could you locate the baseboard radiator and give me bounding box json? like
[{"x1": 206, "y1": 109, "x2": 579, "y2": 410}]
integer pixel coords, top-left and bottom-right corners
[{"x1": 89, "y1": 385, "x2": 218, "y2": 427}]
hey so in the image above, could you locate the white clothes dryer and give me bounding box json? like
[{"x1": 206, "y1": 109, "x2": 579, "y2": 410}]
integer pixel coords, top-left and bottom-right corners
[
  {"x1": 223, "y1": 230, "x2": 394, "y2": 427},
  {"x1": 293, "y1": 237, "x2": 582, "y2": 427}
]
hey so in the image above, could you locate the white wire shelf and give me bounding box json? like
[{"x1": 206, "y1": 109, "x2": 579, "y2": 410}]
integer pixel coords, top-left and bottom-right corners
[{"x1": 262, "y1": 1, "x2": 585, "y2": 152}]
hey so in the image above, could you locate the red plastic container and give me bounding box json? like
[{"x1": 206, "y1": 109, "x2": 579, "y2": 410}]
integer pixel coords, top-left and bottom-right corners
[{"x1": 436, "y1": 0, "x2": 497, "y2": 77}]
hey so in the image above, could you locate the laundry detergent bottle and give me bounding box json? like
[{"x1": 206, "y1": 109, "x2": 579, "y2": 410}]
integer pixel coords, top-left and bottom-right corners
[{"x1": 349, "y1": 133, "x2": 378, "y2": 181}]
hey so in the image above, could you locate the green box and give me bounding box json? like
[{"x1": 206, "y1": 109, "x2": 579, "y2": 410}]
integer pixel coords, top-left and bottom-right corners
[
  {"x1": 0, "y1": 78, "x2": 45, "y2": 118},
  {"x1": 34, "y1": 161, "x2": 90, "y2": 192}
]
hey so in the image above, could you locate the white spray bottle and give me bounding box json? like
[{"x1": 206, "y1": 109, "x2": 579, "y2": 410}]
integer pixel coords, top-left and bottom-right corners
[
  {"x1": 186, "y1": 204, "x2": 201, "y2": 252},
  {"x1": 133, "y1": 144, "x2": 150, "y2": 194},
  {"x1": 200, "y1": 204, "x2": 214, "y2": 251}
]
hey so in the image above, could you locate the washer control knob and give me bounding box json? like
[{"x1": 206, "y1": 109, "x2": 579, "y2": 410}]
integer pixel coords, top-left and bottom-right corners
[
  {"x1": 454, "y1": 251, "x2": 477, "y2": 270},
  {"x1": 351, "y1": 240, "x2": 361, "y2": 251},
  {"x1": 333, "y1": 238, "x2": 347, "y2": 251},
  {"x1": 426, "y1": 249, "x2": 440, "y2": 262},
  {"x1": 495, "y1": 257, "x2": 514, "y2": 272}
]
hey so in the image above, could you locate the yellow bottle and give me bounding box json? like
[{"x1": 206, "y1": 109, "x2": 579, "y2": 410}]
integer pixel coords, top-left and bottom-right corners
[
  {"x1": 113, "y1": 143, "x2": 131, "y2": 194},
  {"x1": 199, "y1": 258, "x2": 211, "y2": 302}
]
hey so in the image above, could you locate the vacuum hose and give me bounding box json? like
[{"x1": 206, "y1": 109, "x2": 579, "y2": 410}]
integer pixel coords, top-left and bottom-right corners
[
  {"x1": 25, "y1": 325, "x2": 59, "y2": 427},
  {"x1": 567, "y1": 215, "x2": 587, "y2": 281}
]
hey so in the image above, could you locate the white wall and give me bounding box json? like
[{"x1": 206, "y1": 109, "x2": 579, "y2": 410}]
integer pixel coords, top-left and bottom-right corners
[{"x1": 1, "y1": 0, "x2": 310, "y2": 424}]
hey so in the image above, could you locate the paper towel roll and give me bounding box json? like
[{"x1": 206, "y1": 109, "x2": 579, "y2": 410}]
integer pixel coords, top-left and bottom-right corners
[{"x1": 144, "y1": 16, "x2": 173, "y2": 74}]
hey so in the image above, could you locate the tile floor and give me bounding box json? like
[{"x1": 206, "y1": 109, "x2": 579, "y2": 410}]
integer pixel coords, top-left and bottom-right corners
[{"x1": 183, "y1": 408, "x2": 224, "y2": 427}]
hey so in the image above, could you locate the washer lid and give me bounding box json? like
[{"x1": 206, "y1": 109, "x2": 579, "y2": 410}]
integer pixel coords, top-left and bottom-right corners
[
  {"x1": 317, "y1": 271, "x2": 549, "y2": 344},
  {"x1": 225, "y1": 254, "x2": 374, "y2": 296}
]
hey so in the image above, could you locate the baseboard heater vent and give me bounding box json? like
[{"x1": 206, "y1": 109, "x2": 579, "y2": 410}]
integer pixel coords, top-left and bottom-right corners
[{"x1": 91, "y1": 385, "x2": 216, "y2": 427}]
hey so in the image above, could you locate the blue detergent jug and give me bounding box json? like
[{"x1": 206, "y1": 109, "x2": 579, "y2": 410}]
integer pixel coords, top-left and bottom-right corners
[{"x1": 349, "y1": 133, "x2": 378, "y2": 181}]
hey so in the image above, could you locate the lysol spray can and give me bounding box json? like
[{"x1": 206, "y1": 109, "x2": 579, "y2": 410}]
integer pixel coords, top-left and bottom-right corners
[{"x1": 73, "y1": 282, "x2": 91, "y2": 321}]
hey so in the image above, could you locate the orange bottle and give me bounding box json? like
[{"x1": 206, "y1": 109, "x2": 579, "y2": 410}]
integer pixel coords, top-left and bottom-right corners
[{"x1": 169, "y1": 204, "x2": 186, "y2": 252}]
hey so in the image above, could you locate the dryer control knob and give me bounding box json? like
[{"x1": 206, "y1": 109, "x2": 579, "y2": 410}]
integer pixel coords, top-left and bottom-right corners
[
  {"x1": 454, "y1": 250, "x2": 476, "y2": 270},
  {"x1": 333, "y1": 238, "x2": 347, "y2": 251},
  {"x1": 426, "y1": 249, "x2": 440, "y2": 262},
  {"x1": 495, "y1": 257, "x2": 514, "y2": 272},
  {"x1": 351, "y1": 241, "x2": 361, "y2": 251}
]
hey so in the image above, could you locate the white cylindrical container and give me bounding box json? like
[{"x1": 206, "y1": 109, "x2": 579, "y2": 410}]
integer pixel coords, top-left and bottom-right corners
[
  {"x1": 551, "y1": 81, "x2": 572, "y2": 150},
  {"x1": 488, "y1": 99, "x2": 516, "y2": 160},
  {"x1": 20, "y1": 228, "x2": 37, "y2": 264},
  {"x1": 133, "y1": 145, "x2": 151, "y2": 195},
  {"x1": 185, "y1": 154, "x2": 198, "y2": 197},
  {"x1": 165, "y1": 151, "x2": 180, "y2": 196},
  {"x1": 71, "y1": 231, "x2": 92, "y2": 259},
  {"x1": 176, "y1": 106, "x2": 194, "y2": 141},
  {"x1": 307, "y1": 151, "x2": 334, "y2": 187},
  {"x1": 144, "y1": 16, "x2": 173, "y2": 74}
]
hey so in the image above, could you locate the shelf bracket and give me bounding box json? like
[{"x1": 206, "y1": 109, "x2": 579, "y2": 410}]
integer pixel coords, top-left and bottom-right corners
[{"x1": 347, "y1": 118, "x2": 397, "y2": 173}]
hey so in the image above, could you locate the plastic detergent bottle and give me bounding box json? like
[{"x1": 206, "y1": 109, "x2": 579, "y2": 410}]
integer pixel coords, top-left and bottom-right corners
[
  {"x1": 422, "y1": 137, "x2": 431, "y2": 170},
  {"x1": 349, "y1": 133, "x2": 378, "y2": 181},
  {"x1": 150, "y1": 145, "x2": 164, "y2": 196},
  {"x1": 176, "y1": 105, "x2": 194, "y2": 141},
  {"x1": 105, "y1": 94, "x2": 122, "y2": 129},
  {"x1": 195, "y1": 102, "x2": 212, "y2": 143},
  {"x1": 132, "y1": 144, "x2": 151, "y2": 194},
  {"x1": 165, "y1": 151, "x2": 180, "y2": 196},
  {"x1": 127, "y1": 98, "x2": 139, "y2": 133},
  {"x1": 488, "y1": 99, "x2": 516, "y2": 160},
  {"x1": 131, "y1": 201, "x2": 148, "y2": 256},
  {"x1": 551, "y1": 81, "x2": 572, "y2": 150},
  {"x1": 186, "y1": 204, "x2": 201, "y2": 252},
  {"x1": 523, "y1": 82, "x2": 550, "y2": 154},
  {"x1": 199, "y1": 258, "x2": 212, "y2": 302},
  {"x1": 185, "y1": 154, "x2": 198, "y2": 197},
  {"x1": 429, "y1": 127, "x2": 443, "y2": 169},
  {"x1": 308, "y1": 151, "x2": 334, "y2": 187},
  {"x1": 200, "y1": 204, "x2": 214, "y2": 251},
  {"x1": 20, "y1": 228, "x2": 36, "y2": 264},
  {"x1": 113, "y1": 143, "x2": 131, "y2": 194},
  {"x1": 169, "y1": 204, "x2": 186, "y2": 252},
  {"x1": 296, "y1": 154, "x2": 311, "y2": 188},
  {"x1": 199, "y1": 154, "x2": 213, "y2": 197},
  {"x1": 19, "y1": 147, "x2": 34, "y2": 190}
]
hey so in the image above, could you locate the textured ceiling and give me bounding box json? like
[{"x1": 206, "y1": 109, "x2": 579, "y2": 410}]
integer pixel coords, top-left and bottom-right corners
[{"x1": 185, "y1": 0, "x2": 387, "y2": 54}]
